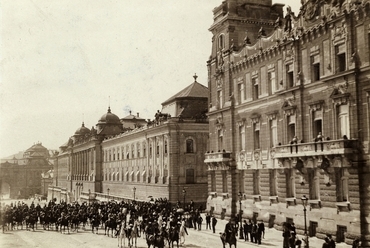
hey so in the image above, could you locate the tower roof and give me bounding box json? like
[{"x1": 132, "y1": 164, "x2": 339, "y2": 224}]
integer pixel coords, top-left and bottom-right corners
[{"x1": 161, "y1": 75, "x2": 208, "y2": 105}]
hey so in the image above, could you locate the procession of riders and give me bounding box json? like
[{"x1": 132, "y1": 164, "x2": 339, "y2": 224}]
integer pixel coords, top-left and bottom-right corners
[{"x1": 0, "y1": 198, "x2": 194, "y2": 247}]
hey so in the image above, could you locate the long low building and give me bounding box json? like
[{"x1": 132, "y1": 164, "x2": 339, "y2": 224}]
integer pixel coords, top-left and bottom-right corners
[{"x1": 51, "y1": 76, "x2": 209, "y2": 208}]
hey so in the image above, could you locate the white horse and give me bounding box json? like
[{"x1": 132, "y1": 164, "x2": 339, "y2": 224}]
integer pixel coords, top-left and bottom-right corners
[
  {"x1": 117, "y1": 221, "x2": 128, "y2": 248},
  {"x1": 128, "y1": 220, "x2": 140, "y2": 248}
]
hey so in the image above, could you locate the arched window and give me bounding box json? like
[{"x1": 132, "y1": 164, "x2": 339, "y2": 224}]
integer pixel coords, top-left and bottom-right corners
[
  {"x1": 186, "y1": 139, "x2": 194, "y2": 153},
  {"x1": 218, "y1": 34, "x2": 225, "y2": 49}
]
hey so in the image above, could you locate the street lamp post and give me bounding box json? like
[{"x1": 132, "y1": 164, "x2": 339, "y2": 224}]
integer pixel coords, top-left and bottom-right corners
[
  {"x1": 301, "y1": 195, "x2": 309, "y2": 248},
  {"x1": 107, "y1": 188, "x2": 110, "y2": 199},
  {"x1": 133, "y1": 187, "x2": 136, "y2": 201},
  {"x1": 238, "y1": 192, "x2": 244, "y2": 239},
  {"x1": 182, "y1": 187, "x2": 186, "y2": 209},
  {"x1": 88, "y1": 189, "x2": 91, "y2": 205}
]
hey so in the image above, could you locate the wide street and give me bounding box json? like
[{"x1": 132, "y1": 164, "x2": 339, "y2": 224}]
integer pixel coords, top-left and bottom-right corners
[{"x1": 0, "y1": 199, "x2": 351, "y2": 248}]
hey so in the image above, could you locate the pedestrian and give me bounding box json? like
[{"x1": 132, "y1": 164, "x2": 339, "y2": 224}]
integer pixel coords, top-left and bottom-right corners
[
  {"x1": 243, "y1": 220, "x2": 249, "y2": 241},
  {"x1": 206, "y1": 213, "x2": 211, "y2": 230},
  {"x1": 258, "y1": 220, "x2": 265, "y2": 239},
  {"x1": 282, "y1": 224, "x2": 291, "y2": 248},
  {"x1": 352, "y1": 238, "x2": 360, "y2": 248},
  {"x1": 251, "y1": 221, "x2": 258, "y2": 243},
  {"x1": 212, "y1": 215, "x2": 217, "y2": 233},
  {"x1": 247, "y1": 219, "x2": 253, "y2": 242},
  {"x1": 322, "y1": 237, "x2": 330, "y2": 248},
  {"x1": 197, "y1": 215, "x2": 203, "y2": 230},
  {"x1": 326, "y1": 234, "x2": 336, "y2": 248},
  {"x1": 257, "y1": 220, "x2": 265, "y2": 244},
  {"x1": 192, "y1": 214, "x2": 197, "y2": 230},
  {"x1": 289, "y1": 231, "x2": 296, "y2": 248}
]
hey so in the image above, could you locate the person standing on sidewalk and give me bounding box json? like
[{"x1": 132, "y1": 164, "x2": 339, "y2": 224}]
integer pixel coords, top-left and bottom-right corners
[
  {"x1": 212, "y1": 215, "x2": 217, "y2": 233},
  {"x1": 243, "y1": 220, "x2": 249, "y2": 241},
  {"x1": 205, "y1": 213, "x2": 211, "y2": 230},
  {"x1": 197, "y1": 215, "x2": 203, "y2": 230},
  {"x1": 326, "y1": 234, "x2": 336, "y2": 248}
]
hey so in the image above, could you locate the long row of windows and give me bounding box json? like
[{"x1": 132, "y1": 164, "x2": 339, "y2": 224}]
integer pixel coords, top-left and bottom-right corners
[
  {"x1": 210, "y1": 168, "x2": 349, "y2": 203},
  {"x1": 103, "y1": 139, "x2": 195, "y2": 162},
  {"x1": 231, "y1": 104, "x2": 350, "y2": 152}
]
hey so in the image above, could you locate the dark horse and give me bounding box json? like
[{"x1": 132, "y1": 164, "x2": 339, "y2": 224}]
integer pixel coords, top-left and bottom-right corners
[
  {"x1": 220, "y1": 229, "x2": 237, "y2": 248},
  {"x1": 167, "y1": 226, "x2": 180, "y2": 248},
  {"x1": 146, "y1": 233, "x2": 165, "y2": 248},
  {"x1": 104, "y1": 217, "x2": 118, "y2": 237}
]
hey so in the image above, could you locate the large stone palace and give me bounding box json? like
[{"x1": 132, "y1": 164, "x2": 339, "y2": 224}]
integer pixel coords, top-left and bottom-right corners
[
  {"x1": 204, "y1": 0, "x2": 370, "y2": 246},
  {"x1": 51, "y1": 75, "x2": 209, "y2": 207},
  {"x1": 0, "y1": 143, "x2": 54, "y2": 199}
]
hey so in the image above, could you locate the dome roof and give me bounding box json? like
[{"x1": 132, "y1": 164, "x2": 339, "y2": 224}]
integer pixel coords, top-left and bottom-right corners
[
  {"x1": 24, "y1": 142, "x2": 49, "y2": 158},
  {"x1": 98, "y1": 107, "x2": 121, "y2": 125},
  {"x1": 75, "y1": 122, "x2": 90, "y2": 135}
]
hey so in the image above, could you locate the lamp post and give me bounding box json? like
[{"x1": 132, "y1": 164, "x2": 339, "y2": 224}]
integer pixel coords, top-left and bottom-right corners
[
  {"x1": 182, "y1": 187, "x2": 186, "y2": 209},
  {"x1": 107, "y1": 188, "x2": 110, "y2": 199},
  {"x1": 301, "y1": 195, "x2": 309, "y2": 248},
  {"x1": 133, "y1": 187, "x2": 136, "y2": 201},
  {"x1": 88, "y1": 189, "x2": 91, "y2": 205},
  {"x1": 238, "y1": 192, "x2": 244, "y2": 239}
]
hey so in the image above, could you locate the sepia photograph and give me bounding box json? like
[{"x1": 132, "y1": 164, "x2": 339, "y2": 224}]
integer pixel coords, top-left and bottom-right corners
[{"x1": 1, "y1": 0, "x2": 369, "y2": 247}]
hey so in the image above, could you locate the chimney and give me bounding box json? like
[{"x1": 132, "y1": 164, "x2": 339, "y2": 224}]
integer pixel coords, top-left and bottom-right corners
[{"x1": 137, "y1": 112, "x2": 139, "y2": 117}]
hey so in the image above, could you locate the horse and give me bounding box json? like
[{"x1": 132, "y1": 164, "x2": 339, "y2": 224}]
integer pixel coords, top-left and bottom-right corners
[
  {"x1": 91, "y1": 215, "x2": 101, "y2": 234},
  {"x1": 128, "y1": 220, "x2": 140, "y2": 248},
  {"x1": 25, "y1": 212, "x2": 38, "y2": 231},
  {"x1": 146, "y1": 233, "x2": 165, "y2": 248},
  {"x1": 220, "y1": 229, "x2": 237, "y2": 248},
  {"x1": 104, "y1": 216, "x2": 119, "y2": 237},
  {"x1": 167, "y1": 226, "x2": 180, "y2": 248},
  {"x1": 57, "y1": 215, "x2": 70, "y2": 234},
  {"x1": 117, "y1": 221, "x2": 129, "y2": 248}
]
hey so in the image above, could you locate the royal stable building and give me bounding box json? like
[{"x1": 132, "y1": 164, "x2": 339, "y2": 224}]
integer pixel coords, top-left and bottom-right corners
[
  {"x1": 51, "y1": 77, "x2": 209, "y2": 206},
  {"x1": 204, "y1": 0, "x2": 370, "y2": 246}
]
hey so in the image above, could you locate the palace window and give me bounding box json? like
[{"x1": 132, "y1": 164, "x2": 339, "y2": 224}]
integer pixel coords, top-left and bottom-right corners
[
  {"x1": 211, "y1": 171, "x2": 216, "y2": 192},
  {"x1": 335, "y1": 43, "x2": 346, "y2": 72},
  {"x1": 253, "y1": 170, "x2": 260, "y2": 195},
  {"x1": 287, "y1": 115, "x2": 296, "y2": 142},
  {"x1": 222, "y1": 171, "x2": 227, "y2": 193},
  {"x1": 218, "y1": 34, "x2": 225, "y2": 49},
  {"x1": 308, "y1": 169, "x2": 320, "y2": 200},
  {"x1": 338, "y1": 104, "x2": 349, "y2": 139},
  {"x1": 143, "y1": 143, "x2": 146, "y2": 157},
  {"x1": 156, "y1": 142, "x2": 160, "y2": 155},
  {"x1": 253, "y1": 122, "x2": 260, "y2": 149},
  {"x1": 239, "y1": 170, "x2": 245, "y2": 193},
  {"x1": 286, "y1": 64, "x2": 294, "y2": 88},
  {"x1": 269, "y1": 169, "x2": 277, "y2": 196},
  {"x1": 186, "y1": 169, "x2": 195, "y2": 184},
  {"x1": 270, "y1": 118, "x2": 278, "y2": 147},
  {"x1": 113, "y1": 149, "x2": 116, "y2": 161},
  {"x1": 117, "y1": 149, "x2": 120, "y2": 160},
  {"x1": 268, "y1": 71, "x2": 276, "y2": 95},
  {"x1": 186, "y1": 139, "x2": 194, "y2": 153},
  {"x1": 311, "y1": 54, "x2": 320, "y2": 82},
  {"x1": 164, "y1": 140, "x2": 168, "y2": 154},
  {"x1": 336, "y1": 168, "x2": 349, "y2": 202},
  {"x1": 149, "y1": 143, "x2": 152, "y2": 157},
  {"x1": 218, "y1": 129, "x2": 223, "y2": 151},
  {"x1": 252, "y1": 77, "x2": 259, "y2": 100},
  {"x1": 237, "y1": 79, "x2": 245, "y2": 104},
  {"x1": 313, "y1": 110, "x2": 323, "y2": 140},
  {"x1": 217, "y1": 90, "x2": 223, "y2": 109},
  {"x1": 286, "y1": 170, "x2": 295, "y2": 198},
  {"x1": 239, "y1": 124, "x2": 245, "y2": 151},
  {"x1": 137, "y1": 143, "x2": 141, "y2": 158},
  {"x1": 132, "y1": 144, "x2": 135, "y2": 158}
]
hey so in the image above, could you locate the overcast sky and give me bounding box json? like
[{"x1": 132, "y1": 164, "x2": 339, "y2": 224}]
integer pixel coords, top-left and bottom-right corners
[{"x1": 0, "y1": 0, "x2": 300, "y2": 157}]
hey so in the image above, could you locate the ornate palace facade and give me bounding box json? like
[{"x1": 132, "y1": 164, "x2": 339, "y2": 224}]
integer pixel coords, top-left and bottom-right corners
[
  {"x1": 51, "y1": 76, "x2": 209, "y2": 206},
  {"x1": 205, "y1": 0, "x2": 370, "y2": 246}
]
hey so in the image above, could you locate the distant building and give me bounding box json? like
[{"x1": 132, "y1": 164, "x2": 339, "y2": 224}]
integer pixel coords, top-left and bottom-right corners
[
  {"x1": 52, "y1": 75, "x2": 209, "y2": 207},
  {"x1": 0, "y1": 143, "x2": 54, "y2": 199},
  {"x1": 205, "y1": 0, "x2": 370, "y2": 246}
]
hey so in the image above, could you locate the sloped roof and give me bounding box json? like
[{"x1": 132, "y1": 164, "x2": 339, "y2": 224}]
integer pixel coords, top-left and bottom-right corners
[{"x1": 161, "y1": 81, "x2": 208, "y2": 105}]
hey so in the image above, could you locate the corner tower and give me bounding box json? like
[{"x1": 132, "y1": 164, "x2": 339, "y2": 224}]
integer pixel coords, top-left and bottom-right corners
[{"x1": 206, "y1": 0, "x2": 284, "y2": 219}]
